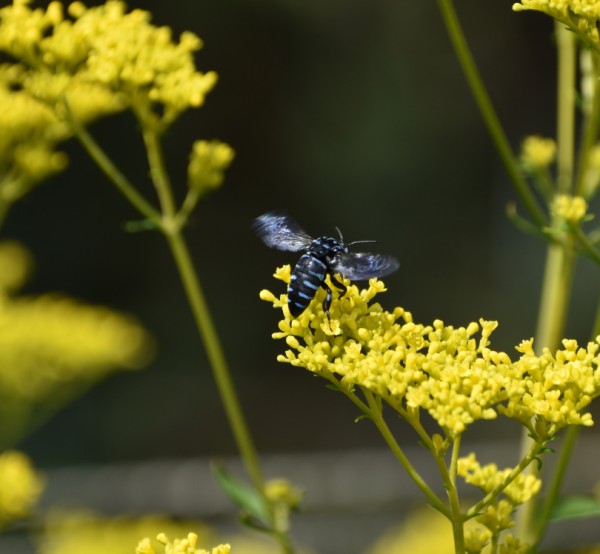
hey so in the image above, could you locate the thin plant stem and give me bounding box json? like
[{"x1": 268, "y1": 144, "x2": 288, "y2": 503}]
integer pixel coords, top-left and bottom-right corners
[
  {"x1": 363, "y1": 391, "x2": 450, "y2": 518},
  {"x1": 574, "y1": 52, "x2": 600, "y2": 198},
  {"x1": 437, "y1": 0, "x2": 546, "y2": 228},
  {"x1": 142, "y1": 127, "x2": 178, "y2": 222},
  {"x1": 440, "y1": 437, "x2": 465, "y2": 554},
  {"x1": 67, "y1": 108, "x2": 276, "y2": 537},
  {"x1": 465, "y1": 440, "x2": 543, "y2": 521},
  {"x1": 165, "y1": 231, "x2": 267, "y2": 495},
  {"x1": 532, "y1": 425, "x2": 578, "y2": 547},
  {"x1": 516, "y1": 22, "x2": 578, "y2": 544},
  {"x1": 62, "y1": 101, "x2": 161, "y2": 224}
]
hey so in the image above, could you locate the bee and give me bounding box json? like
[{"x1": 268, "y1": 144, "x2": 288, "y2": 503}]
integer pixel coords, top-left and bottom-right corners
[{"x1": 252, "y1": 211, "x2": 399, "y2": 318}]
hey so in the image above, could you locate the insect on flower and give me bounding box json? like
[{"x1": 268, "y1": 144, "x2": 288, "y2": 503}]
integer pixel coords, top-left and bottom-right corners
[{"x1": 253, "y1": 211, "x2": 399, "y2": 318}]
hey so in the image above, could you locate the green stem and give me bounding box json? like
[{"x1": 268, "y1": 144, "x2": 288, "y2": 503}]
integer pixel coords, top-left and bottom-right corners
[
  {"x1": 165, "y1": 231, "x2": 267, "y2": 495},
  {"x1": 555, "y1": 22, "x2": 576, "y2": 195},
  {"x1": 571, "y1": 224, "x2": 600, "y2": 265},
  {"x1": 63, "y1": 102, "x2": 161, "y2": 224},
  {"x1": 363, "y1": 391, "x2": 449, "y2": 517},
  {"x1": 437, "y1": 0, "x2": 546, "y2": 227},
  {"x1": 443, "y1": 437, "x2": 465, "y2": 554},
  {"x1": 532, "y1": 425, "x2": 579, "y2": 547},
  {"x1": 516, "y1": 23, "x2": 578, "y2": 545},
  {"x1": 574, "y1": 52, "x2": 600, "y2": 198},
  {"x1": 142, "y1": 127, "x2": 178, "y2": 223},
  {"x1": 68, "y1": 107, "x2": 280, "y2": 545},
  {"x1": 465, "y1": 441, "x2": 542, "y2": 521}
]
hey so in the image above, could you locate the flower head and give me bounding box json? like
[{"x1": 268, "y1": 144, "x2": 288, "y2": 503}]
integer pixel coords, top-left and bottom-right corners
[
  {"x1": 550, "y1": 194, "x2": 589, "y2": 224},
  {"x1": 187, "y1": 140, "x2": 235, "y2": 198},
  {"x1": 0, "y1": 242, "x2": 154, "y2": 437},
  {"x1": 262, "y1": 267, "x2": 600, "y2": 438},
  {"x1": 39, "y1": 511, "x2": 217, "y2": 554},
  {"x1": 513, "y1": 1, "x2": 600, "y2": 49},
  {"x1": 0, "y1": 450, "x2": 44, "y2": 528},
  {"x1": 520, "y1": 135, "x2": 556, "y2": 170},
  {"x1": 137, "y1": 532, "x2": 230, "y2": 554},
  {"x1": 0, "y1": 0, "x2": 216, "y2": 127}
]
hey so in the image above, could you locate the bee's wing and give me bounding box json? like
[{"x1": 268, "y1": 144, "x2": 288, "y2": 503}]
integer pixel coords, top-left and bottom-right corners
[
  {"x1": 330, "y1": 252, "x2": 399, "y2": 280},
  {"x1": 252, "y1": 211, "x2": 313, "y2": 252}
]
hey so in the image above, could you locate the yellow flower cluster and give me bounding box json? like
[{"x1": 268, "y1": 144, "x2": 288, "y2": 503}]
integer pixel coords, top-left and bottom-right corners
[
  {"x1": 0, "y1": 75, "x2": 69, "y2": 202},
  {"x1": 0, "y1": 450, "x2": 44, "y2": 528},
  {"x1": 39, "y1": 511, "x2": 216, "y2": 554},
  {"x1": 264, "y1": 478, "x2": 303, "y2": 510},
  {"x1": 261, "y1": 266, "x2": 600, "y2": 438},
  {"x1": 136, "y1": 532, "x2": 230, "y2": 554},
  {"x1": 520, "y1": 135, "x2": 556, "y2": 169},
  {"x1": 0, "y1": 0, "x2": 216, "y2": 127},
  {"x1": 513, "y1": 1, "x2": 600, "y2": 49},
  {"x1": 458, "y1": 453, "x2": 542, "y2": 506},
  {"x1": 551, "y1": 194, "x2": 589, "y2": 224},
  {"x1": 0, "y1": 242, "x2": 153, "y2": 432},
  {"x1": 187, "y1": 140, "x2": 235, "y2": 197}
]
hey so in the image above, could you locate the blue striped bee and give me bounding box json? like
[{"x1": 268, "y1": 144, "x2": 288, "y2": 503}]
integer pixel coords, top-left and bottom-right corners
[{"x1": 253, "y1": 211, "x2": 399, "y2": 318}]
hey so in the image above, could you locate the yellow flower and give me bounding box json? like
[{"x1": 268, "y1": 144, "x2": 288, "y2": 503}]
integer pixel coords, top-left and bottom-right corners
[
  {"x1": 513, "y1": 1, "x2": 600, "y2": 49},
  {"x1": 150, "y1": 532, "x2": 230, "y2": 554},
  {"x1": 262, "y1": 267, "x2": 600, "y2": 438},
  {"x1": 187, "y1": 140, "x2": 235, "y2": 197},
  {"x1": 0, "y1": 78, "x2": 69, "y2": 201},
  {"x1": 0, "y1": 242, "x2": 153, "y2": 438},
  {"x1": 520, "y1": 135, "x2": 556, "y2": 169},
  {"x1": 458, "y1": 453, "x2": 542, "y2": 507},
  {"x1": 0, "y1": 450, "x2": 44, "y2": 528},
  {"x1": 551, "y1": 194, "x2": 589, "y2": 224},
  {"x1": 365, "y1": 509, "x2": 455, "y2": 554},
  {"x1": 0, "y1": 0, "x2": 217, "y2": 127},
  {"x1": 264, "y1": 478, "x2": 303, "y2": 510},
  {"x1": 39, "y1": 511, "x2": 216, "y2": 554}
]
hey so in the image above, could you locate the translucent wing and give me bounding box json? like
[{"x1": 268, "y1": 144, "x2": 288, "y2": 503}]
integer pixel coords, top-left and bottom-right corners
[
  {"x1": 252, "y1": 211, "x2": 314, "y2": 252},
  {"x1": 330, "y1": 252, "x2": 399, "y2": 280}
]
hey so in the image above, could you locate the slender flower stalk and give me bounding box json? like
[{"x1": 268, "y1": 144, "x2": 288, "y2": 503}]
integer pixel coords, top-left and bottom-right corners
[
  {"x1": 436, "y1": 0, "x2": 546, "y2": 228},
  {"x1": 262, "y1": 267, "x2": 599, "y2": 552}
]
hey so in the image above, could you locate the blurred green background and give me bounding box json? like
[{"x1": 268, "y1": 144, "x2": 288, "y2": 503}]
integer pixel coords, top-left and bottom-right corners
[{"x1": 5, "y1": 0, "x2": 599, "y2": 468}]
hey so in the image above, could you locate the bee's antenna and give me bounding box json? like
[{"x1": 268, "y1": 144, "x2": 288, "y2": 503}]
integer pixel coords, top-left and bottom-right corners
[
  {"x1": 334, "y1": 226, "x2": 344, "y2": 243},
  {"x1": 347, "y1": 239, "x2": 378, "y2": 247}
]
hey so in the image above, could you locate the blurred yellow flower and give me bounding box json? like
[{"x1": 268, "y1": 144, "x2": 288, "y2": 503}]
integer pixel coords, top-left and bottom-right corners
[
  {"x1": 187, "y1": 140, "x2": 235, "y2": 198},
  {"x1": 39, "y1": 511, "x2": 216, "y2": 554},
  {"x1": 520, "y1": 135, "x2": 556, "y2": 169},
  {"x1": 0, "y1": 450, "x2": 44, "y2": 528},
  {"x1": 551, "y1": 194, "x2": 589, "y2": 224},
  {"x1": 0, "y1": 241, "x2": 153, "y2": 440}
]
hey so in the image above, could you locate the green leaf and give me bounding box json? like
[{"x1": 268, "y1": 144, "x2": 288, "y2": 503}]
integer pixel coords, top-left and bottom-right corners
[
  {"x1": 211, "y1": 462, "x2": 271, "y2": 527},
  {"x1": 550, "y1": 496, "x2": 600, "y2": 522}
]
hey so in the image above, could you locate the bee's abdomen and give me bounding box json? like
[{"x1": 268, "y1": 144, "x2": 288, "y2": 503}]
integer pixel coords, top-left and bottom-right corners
[{"x1": 288, "y1": 254, "x2": 327, "y2": 317}]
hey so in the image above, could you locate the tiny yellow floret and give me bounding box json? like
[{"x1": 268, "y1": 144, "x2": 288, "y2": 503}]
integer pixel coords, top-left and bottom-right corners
[
  {"x1": 521, "y1": 135, "x2": 556, "y2": 169},
  {"x1": 551, "y1": 194, "x2": 588, "y2": 224}
]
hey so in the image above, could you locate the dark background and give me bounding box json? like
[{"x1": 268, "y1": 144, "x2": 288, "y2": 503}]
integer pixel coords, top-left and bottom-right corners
[{"x1": 5, "y1": 0, "x2": 599, "y2": 467}]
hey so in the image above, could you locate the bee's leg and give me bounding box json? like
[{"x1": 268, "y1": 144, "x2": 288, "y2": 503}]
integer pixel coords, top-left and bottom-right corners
[
  {"x1": 322, "y1": 281, "x2": 333, "y2": 320},
  {"x1": 331, "y1": 274, "x2": 347, "y2": 296}
]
